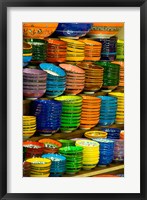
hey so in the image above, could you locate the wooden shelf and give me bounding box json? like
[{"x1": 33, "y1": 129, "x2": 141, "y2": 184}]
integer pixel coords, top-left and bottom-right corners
[
  {"x1": 27, "y1": 124, "x2": 124, "y2": 142},
  {"x1": 63, "y1": 163, "x2": 124, "y2": 177}
]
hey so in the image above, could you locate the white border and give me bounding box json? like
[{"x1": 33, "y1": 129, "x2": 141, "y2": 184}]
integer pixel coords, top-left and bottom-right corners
[{"x1": 7, "y1": 7, "x2": 140, "y2": 193}]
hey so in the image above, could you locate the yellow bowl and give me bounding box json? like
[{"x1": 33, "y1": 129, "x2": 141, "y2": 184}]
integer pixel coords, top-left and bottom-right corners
[
  {"x1": 109, "y1": 92, "x2": 124, "y2": 97},
  {"x1": 30, "y1": 173, "x2": 50, "y2": 177},
  {"x1": 23, "y1": 53, "x2": 32, "y2": 56},
  {"x1": 84, "y1": 130, "x2": 107, "y2": 139},
  {"x1": 23, "y1": 130, "x2": 36, "y2": 134},
  {"x1": 26, "y1": 158, "x2": 52, "y2": 167}
]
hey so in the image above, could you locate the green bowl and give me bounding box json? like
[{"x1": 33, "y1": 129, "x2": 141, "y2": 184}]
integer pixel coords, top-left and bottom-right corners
[
  {"x1": 59, "y1": 146, "x2": 83, "y2": 154},
  {"x1": 55, "y1": 95, "x2": 82, "y2": 102},
  {"x1": 61, "y1": 113, "x2": 81, "y2": 117},
  {"x1": 58, "y1": 139, "x2": 75, "y2": 147}
]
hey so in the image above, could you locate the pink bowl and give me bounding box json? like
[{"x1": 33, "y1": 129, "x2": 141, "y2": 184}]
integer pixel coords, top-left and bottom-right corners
[{"x1": 59, "y1": 64, "x2": 85, "y2": 74}]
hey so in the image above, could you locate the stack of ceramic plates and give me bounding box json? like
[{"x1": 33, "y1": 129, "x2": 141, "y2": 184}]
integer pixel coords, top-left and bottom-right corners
[
  {"x1": 24, "y1": 39, "x2": 48, "y2": 63},
  {"x1": 77, "y1": 62, "x2": 104, "y2": 93},
  {"x1": 42, "y1": 154, "x2": 66, "y2": 177},
  {"x1": 26, "y1": 157, "x2": 52, "y2": 177},
  {"x1": 108, "y1": 92, "x2": 124, "y2": 124},
  {"x1": 60, "y1": 38, "x2": 85, "y2": 61},
  {"x1": 23, "y1": 116, "x2": 36, "y2": 140},
  {"x1": 23, "y1": 161, "x2": 31, "y2": 177},
  {"x1": 112, "y1": 139, "x2": 124, "y2": 162},
  {"x1": 23, "y1": 23, "x2": 58, "y2": 39},
  {"x1": 120, "y1": 130, "x2": 124, "y2": 140},
  {"x1": 38, "y1": 139, "x2": 62, "y2": 154},
  {"x1": 88, "y1": 23, "x2": 124, "y2": 39},
  {"x1": 55, "y1": 95, "x2": 82, "y2": 132},
  {"x1": 79, "y1": 95, "x2": 101, "y2": 130},
  {"x1": 40, "y1": 63, "x2": 66, "y2": 97},
  {"x1": 31, "y1": 99, "x2": 62, "y2": 135},
  {"x1": 101, "y1": 128, "x2": 121, "y2": 139},
  {"x1": 112, "y1": 61, "x2": 124, "y2": 87},
  {"x1": 46, "y1": 39, "x2": 67, "y2": 63},
  {"x1": 95, "y1": 37, "x2": 117, "y2": 61},
  {"x1": 58, "y1": 139, "x2": 75, "y2": 147},
  {"x1": 95, "y1": 61, "x2": 120, "y2": 92},
  {"x1": 54, "y1": 23, "x2": 92, "y2": 38},
  {"x1": 59, "y1": 63, "x2": 85, "y2": 95},
  {"x1": 23, "y1": 141, "x2": 44, "y2": 159},
  {"x1": 92, "y1": 138, "x2": 114, "y2": 166},
  {"x1": 79, "y1": 39, "x2": 102, "y2": 61},
  {"x1": 23, "y1": 42, "x2": 32, "y2": 67},
  {"x1": 75, "y1": 140, "x2": 99, "y2": 170},
  {"x1": 116, "y1": 39, "x2": 124, "y2": 60},
  {"x1": 23, "y1": 68, "x2": 47, "y2": 100},
  {"x1": 84, "y1": 130, "x2": 107, "y2": 139},
  {"x1": 59, "y1": 146, "x2": 83, "y2": 174},
  {"x1": 98, "y1": 96, "x2": 117, "y2": 126}
]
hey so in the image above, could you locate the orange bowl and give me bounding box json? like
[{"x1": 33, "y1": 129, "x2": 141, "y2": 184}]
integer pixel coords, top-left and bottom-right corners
[{"x1": 23, "y1": 23, "x2": 58, "y2": 39}]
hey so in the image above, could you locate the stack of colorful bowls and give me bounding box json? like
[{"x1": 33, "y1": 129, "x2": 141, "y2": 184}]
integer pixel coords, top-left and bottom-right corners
[
  {"x1": 38, "y1": 139, "x2": 62, "y2": 154},
  {"x1": 23, "y1": 68, "x2": 47, "y2": 100},
  {"x1": 88, "y1": 23, "x2": 124, "y2": 39},
  {"x1": 112, "y1": 61, "x2": 124, "y2": 87},
  {"x1": 55, "y1": 96, "x2": 82, "y2": 132},
  {"x1": 23, "y1": 23, "x2": 58, "y2": 39},
  {"x1": 80, "y1": 95, "x2": 101, "y2": 130},
  {"x1": 42, "y1": 154, "x2": 66, "y2": 177},
  {"x1": 31, "y1": 99, "x2": 62, "y2": 135},
  {"x1": 95, "y1": 37, "x2": 117, "y2": 61},
  {"x1": 95, "y1": 61, "x2": 120, "y2": 92},
  {"x1": 23, "y1": 42, "x2": 32, "y2": 67},
  {"x1": 59, "y1": 63, "x2": 85, "y2": 95},
  {"x1": 40, "y1": 63, "x2": 66, "y2": 97},
  {"x1": 59, "y1": 146, "x2": 83, "y2": 174},
  {"x1": 54, "y1": 23, "x2": 92, "y2": 38},
  {"x1": 23, "y1": 161, "x2": 31, "y2": 177},
  {"x1": 120, "y1": 130, "x2": 124, "y2": 140},
  {"x1": 75, "y1": 140, "x2": 99, "y2": 170},
  {"x1": 112, "y1": 139, "x2": 124, "y2": 162},
  {"x1": 84, "y1": 130, "x2": 107, "y2": 139},
  {"x1": 108, "y1": 92, "x2": 124, "y2": 124},
  {"x1": 23, "y1": 116, "x2": 36, "y2": 140},
  {"x1": 26, "y1": 157, "x2": 52, "y2": 177},
  {"x1": 98, "y1": 96, "x2": 117, "y2": 126},
  {"x1": 58, "y1": 139, "x2": 75, "y2": 147},
  {"x1": 60, "y1": 38, "x2": 85, "y2": 61},
  {"x1": 79, "y1": 39, "x2": 102, "y2": 61},
  {"x1": 101, "y1": 128, "x2": 121, "y2": 139},
  {"x1": 92, "y1": 138, "x2": 114, "y2": 166},
  {"x1": 23, "y1": 141, "x2": 44, "y2": 159},
  {"x1": 77, "y1": 62, "x2": 104, "y2": 93},
  {"x1": 24, "y1": 39, "x2": 48, "y2": 63},
  {"x1": 116, "y1": 39, "x2": 124, "y2": 60},
  {"x1": 46, "y1": 39, "x2": 67, "y2": 63}
]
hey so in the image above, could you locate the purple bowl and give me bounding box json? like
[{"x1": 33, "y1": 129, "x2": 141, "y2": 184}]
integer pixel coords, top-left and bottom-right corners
[
  {"x1": 23, "y1": 68, "x2": 47, "y2": 77},
  {"x1": 23, "y1": 89, "x2": 46, "y2": 98},
  {"x1": 23, "y1": 82, "x2": 46, "y2": 87},
  {"x1": 23, "y1": 86, "x2": 46, "y2": 90}
]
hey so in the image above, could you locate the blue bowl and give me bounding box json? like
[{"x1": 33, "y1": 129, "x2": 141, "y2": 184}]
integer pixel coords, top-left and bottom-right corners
[
  {"x1": 40, "y1": 63, "x2": 66, "y2": 77},
  {"x1": 42, "y1": 154, "x2": 66, "y2": 175},
  {"x1": 23, "y1": 56, "x2": 32, "y2": 63},
  {"x1": 98, "y1": 96, "x2": 117, "y2": 102},
  {"x1": 54, "y1": 23, "x2": 93, "y2": 37},
  {"x1": 98, "y1": 119, "x2": 115, "y2": 126}
]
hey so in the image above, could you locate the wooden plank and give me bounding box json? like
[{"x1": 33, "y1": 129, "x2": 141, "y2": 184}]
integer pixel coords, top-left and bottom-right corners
[{"x1": 63, "y1": 163, "x2": 124, "y2": 177}]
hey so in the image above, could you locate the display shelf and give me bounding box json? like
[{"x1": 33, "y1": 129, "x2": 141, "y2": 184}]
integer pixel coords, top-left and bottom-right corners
[
  {"x1": 27, "y1": 124, "x2": 124, "y2": 142},
  {"x1": 63, "y1": 163, "x2": 124, "y2": 177}
]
